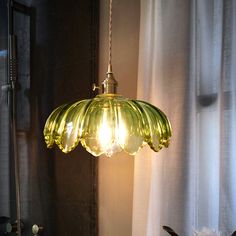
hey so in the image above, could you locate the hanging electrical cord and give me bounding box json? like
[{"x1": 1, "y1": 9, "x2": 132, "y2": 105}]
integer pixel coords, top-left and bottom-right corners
[{"x1": 108, "y1": 0, "x2": 113, "y2": 70}]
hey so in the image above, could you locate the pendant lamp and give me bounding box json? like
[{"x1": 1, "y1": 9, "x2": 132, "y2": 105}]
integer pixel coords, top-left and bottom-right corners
[{"x1": 43, "y1": 0, "x2": 172, "y2": 157}]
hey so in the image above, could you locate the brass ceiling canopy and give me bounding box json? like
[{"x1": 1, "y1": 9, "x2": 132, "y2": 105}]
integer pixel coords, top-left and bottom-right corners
[{"x1": 43, "y1": 0, "x2": 171, "y2": 157}]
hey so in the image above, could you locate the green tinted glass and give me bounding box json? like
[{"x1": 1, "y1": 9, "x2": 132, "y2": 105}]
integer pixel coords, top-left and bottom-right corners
[{"x1": 44, "y1": 94, "x2": 171, "y2": 157}]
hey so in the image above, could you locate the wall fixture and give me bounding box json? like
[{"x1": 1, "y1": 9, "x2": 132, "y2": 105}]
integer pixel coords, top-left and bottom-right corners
[{"x1": 43, "y1": 0, "x2": 172, "y2": 157}]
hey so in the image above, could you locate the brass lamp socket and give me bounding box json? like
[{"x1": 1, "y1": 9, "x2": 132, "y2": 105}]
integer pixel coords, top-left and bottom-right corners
[{"x1": 102, "y1": 65, "x2": 118, "y2": 94}]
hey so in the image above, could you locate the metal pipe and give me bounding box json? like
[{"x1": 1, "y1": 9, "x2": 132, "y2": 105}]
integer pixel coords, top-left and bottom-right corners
[{"x1": 7, "y1": 0, "x2": 22, "y2": 235}]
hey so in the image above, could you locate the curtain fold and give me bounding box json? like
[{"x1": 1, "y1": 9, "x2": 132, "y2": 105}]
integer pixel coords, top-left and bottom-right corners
[{"x1": 132, "y1": 0, "x2": 236, "y2": 235}]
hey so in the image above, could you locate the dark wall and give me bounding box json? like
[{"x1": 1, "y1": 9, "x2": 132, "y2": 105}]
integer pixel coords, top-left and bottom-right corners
[
  {"x1": 0, "y1": 0, "x2": 11, "y2": 220},
  {"x1": 1, "y1": 0, "x2": 98, "y2": 235}
]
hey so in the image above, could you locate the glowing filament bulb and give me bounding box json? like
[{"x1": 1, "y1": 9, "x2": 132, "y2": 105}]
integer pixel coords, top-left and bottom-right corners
[
  {"x1": 98, "y1": 121, "x2": 112, "y2": 150},
  {"x1": 97, "y1": 115, "x2": 127, "y2": 157}
]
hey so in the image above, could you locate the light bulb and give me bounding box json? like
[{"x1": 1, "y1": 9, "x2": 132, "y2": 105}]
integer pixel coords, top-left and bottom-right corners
[{"x1": 97, "y1": 115, "x2": 127, "y2": 157}]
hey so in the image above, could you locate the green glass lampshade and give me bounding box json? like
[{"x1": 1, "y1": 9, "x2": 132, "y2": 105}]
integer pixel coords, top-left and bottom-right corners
[
  {"x1": 44, "y1": 93, "x2": 171, "y2": 157},
  {"x1": 43, "y1": 0, "x2": 172, "y2": 157}
]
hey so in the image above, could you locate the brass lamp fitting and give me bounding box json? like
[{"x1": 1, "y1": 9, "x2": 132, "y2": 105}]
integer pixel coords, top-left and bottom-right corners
[{"x1": 102, "y1": 64, "x2": 118, "y2": 94}]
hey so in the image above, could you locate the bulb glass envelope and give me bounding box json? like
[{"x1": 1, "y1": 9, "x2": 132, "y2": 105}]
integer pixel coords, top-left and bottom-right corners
[{"x1": 44, "y1": 94, "x2": 171, "y2": 157}]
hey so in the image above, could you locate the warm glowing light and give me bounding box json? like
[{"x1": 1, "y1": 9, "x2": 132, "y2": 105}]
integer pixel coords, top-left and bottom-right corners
[
  {"x1": 98, "y1": 120, "x2": 112, "y2": 149},
  {"x1": 44, "y1": 94, "x2": 171, "y2": 157},
  {"x1": 97, "y1": 114, "x2": 127, "y2": 157}
]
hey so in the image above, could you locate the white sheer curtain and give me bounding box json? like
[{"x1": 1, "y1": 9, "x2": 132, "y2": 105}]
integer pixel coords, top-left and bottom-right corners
[{"x1": 132, "y1": 0, "x2": 236, "y2": 235}]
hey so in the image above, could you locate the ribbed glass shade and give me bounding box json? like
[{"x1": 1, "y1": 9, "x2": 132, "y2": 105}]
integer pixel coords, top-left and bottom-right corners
[{"x1": 44, "y1": 94, "x2": 171, "y2": 157}]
